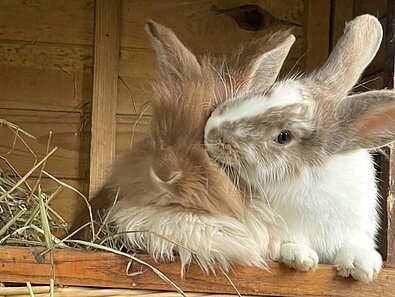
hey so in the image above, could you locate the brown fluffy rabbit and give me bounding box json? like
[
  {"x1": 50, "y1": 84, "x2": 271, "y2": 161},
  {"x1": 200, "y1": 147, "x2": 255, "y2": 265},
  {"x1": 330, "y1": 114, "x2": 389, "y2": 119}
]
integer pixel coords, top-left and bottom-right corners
[{"x1": 70, "y1": 20, "x2": 295, "y2": 274}]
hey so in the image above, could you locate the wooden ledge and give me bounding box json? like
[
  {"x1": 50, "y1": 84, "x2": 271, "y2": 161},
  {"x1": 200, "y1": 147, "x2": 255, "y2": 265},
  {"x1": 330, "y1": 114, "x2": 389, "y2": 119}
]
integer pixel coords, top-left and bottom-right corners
[{"x1": 0, "y1": 247, "x2": 394, "y2": 296}]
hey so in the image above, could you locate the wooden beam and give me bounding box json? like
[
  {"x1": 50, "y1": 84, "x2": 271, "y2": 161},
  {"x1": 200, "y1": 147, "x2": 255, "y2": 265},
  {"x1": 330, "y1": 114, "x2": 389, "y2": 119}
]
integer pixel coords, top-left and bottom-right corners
[
  {"x1": 1, "y1": 247, "x2": 395, "y2": 296},
  {"x1": 303, "y1": 0, "x2": 332, "y2": 71},
  {"x1": 385, "y1": 0, "x2": 395, "y2": 264},
  {"x1": 0, "y1": 286, "x2": 168, "y2": 297},
  {"x1": 89, "y1": 0, "x2": 121, "y2": 195},
  {"x1": 330, "y1": 0, "x2": 354, "y2": 49},
  {"x1": 384, "y1": 0, "x2": 395, "y2": 89}
]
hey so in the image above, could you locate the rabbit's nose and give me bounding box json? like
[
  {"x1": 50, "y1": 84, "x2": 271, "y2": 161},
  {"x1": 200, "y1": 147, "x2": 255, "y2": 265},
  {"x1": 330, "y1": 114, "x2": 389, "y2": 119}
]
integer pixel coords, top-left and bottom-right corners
[
  {"x1": 218, "y1": 136, "x2": 227, "y2": 145},
  {"x1": 150, "y1": 166, "x2": 181, "y2": 185},
  {"x1": 205, "y1": 126, "x2": 223, "y2": 144},
  {"x1": 218, "y1": 133, "x2": 233, "y2": 146},
  {"x1": 151, "y1": 148, "x2": 182, "y2": 185}
]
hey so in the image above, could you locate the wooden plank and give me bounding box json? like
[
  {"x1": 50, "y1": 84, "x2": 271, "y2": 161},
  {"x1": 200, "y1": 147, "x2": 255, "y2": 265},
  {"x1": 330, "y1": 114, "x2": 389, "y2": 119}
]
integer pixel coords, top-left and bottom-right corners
[
  {"x1": 0, "y1": 42, "x2": 92, "y2": 73},
  {"x1": 0, "y1": 247, "x2": 395, "y2": 296},
  {"x1": 385, "y1": 0, "x2": 395, "y2": 264},
  {"x1": 353, "y1": 0, "x2": 388, "y2": 19},
  {"x1": 0, "y1": 45, "x2": 151, "y2": 115},
  {"x1": 0, "y1": 46, "x2": 153, "y2": 115},
  {"x1": 120, "y1": 0, "x2": 304, "y2": 53},
  {"x1": 331, "y1": 0, "x2": 354, "y2": 49},
  {"x1": 0, "y1": 42, "x2": 93, "y2": 111},
  {"x1": 303, "y1": 0, "x2": 331, "y2": 71},
  {"x1": 1, "y1": 110, "x2": 150, "y2": 180},
  {"x1": 0, "y1": 1, "x2": 305, "y2": 116},
  {"x1": 117, "y1": 49, "x2": 156, "y2": 115},
  {"x1": 383, "y1": 0, "x2": 394, "y2": 89},
  {"x1": 0, "y1": 286, "x2": 171, "y2": 297},
  {"x1": 0, "y1": 0, "x2": 93, "y2": 46},
  {"x1": 0, "y1": 109, "x2": 91, "y2": 180},
  {"x1": 89, "y1": 0, "x2": 121, "y2": 195},
  {"x1": 0, "y1": 64, "x2": 92, "y2": 112}
]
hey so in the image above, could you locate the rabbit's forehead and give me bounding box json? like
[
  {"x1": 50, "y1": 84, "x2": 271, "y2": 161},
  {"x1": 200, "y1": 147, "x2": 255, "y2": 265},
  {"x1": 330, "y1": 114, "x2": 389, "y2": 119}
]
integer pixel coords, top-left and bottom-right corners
[{"x1": 207, "y1": 80, "x2": 314, "y2": 130}]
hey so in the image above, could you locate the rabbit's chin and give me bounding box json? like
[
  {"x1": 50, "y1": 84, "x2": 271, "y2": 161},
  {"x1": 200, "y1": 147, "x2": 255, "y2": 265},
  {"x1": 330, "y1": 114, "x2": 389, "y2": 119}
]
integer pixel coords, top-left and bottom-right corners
[{"x1": 109, "y1": 203, "x2": 282, "y2": 277}]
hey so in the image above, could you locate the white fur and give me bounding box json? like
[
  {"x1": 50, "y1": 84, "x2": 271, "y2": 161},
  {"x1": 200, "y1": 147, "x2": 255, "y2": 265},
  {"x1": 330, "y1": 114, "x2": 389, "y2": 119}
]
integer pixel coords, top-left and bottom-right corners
[
  {"x1": 280, "y1": 243, "x2": 319, "y2": 271},
  {"x1": 247, "y1": 149, "x2": 382, "y2": 280},
  {"x1": 243, "y1": 199, "x2": 287, "y2": 261},
  {"x1": 205, "y1": 81, "x2": 310, "y2": 134},
  {"x1": 335, "y1": 243, "x2": 382, "y2": 283},
  {"x1": 110, "y1": 202, "x2": 285, "y2": 276}
]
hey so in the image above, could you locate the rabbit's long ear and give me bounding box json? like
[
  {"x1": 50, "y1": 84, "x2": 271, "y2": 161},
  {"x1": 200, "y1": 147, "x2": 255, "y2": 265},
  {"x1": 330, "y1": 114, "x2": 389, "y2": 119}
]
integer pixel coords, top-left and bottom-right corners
[
  {"x1": 230, "y1": 30, "x2": 295, "y2": 92},
  {"x1": 145, "y1": 20, "x2": 201, "y2": 79},
  {"x1": 306, "y1": 14, "x2": 383, "y2": 99},
  {"x1": 333, "y1": 90, "x2": 395, "y2": 151}
]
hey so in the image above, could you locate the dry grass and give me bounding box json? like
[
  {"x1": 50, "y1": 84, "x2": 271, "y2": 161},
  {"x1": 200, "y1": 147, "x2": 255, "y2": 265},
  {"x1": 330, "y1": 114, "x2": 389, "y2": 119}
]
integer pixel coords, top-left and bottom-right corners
[
  {"x1": 0, "y1": 119, "x2": 191, "y2": 296},
  {"x1": 0, "y1": 283, "x2": 249, "y2": 297},
  {"x1": 0, "y1": 119, "x2": 125, "y2": 251},
  {"x1": 0, "y1": 119, "x2": 242, "y2": 297}
]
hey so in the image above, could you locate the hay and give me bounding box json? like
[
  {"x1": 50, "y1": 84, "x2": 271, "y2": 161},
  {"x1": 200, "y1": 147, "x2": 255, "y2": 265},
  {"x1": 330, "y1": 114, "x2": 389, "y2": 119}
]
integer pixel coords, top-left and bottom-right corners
[
  {"x1": 0, "y1": 283, "x2": 249, "y2": 297},
  {"x1": 0, "y1": 119, "x2": 193, "y2": 296},
  {"x1": 0, "y1": 120, "x2": 67, "y2": 248},
  {"x1": 0, "y1": 119, "x2": 127, "y2": 250},
  {"x1": 0, "y1": 155, "x2": 68, "y2": 247},
  {"x1": 0, "y1": 119, "x2": 244, "y2": 296}
]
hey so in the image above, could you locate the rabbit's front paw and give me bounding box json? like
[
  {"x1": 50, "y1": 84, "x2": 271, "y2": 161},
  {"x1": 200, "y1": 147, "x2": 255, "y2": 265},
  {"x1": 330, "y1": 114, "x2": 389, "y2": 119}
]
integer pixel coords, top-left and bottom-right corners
[
  {"x1": 335, "y1": 246, "x2": 382, "y2": 283},
  {"x1": 280, "y1": 242, "x2": 319, "y2": 271}
]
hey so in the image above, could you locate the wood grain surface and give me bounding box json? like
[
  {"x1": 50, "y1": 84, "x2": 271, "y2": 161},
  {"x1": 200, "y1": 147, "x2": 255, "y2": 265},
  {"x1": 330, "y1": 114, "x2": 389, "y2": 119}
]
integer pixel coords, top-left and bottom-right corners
[
  {"x1": 89, "y1": 0, "x2": 121, "y2": 194},
  {"x1": 0, "y1": 247, "x2": 394, "y2": 297}
]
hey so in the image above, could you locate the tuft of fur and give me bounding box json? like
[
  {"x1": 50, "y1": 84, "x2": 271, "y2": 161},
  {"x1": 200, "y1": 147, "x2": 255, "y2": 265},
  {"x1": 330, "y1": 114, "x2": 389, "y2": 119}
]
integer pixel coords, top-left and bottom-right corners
[
  {"x1": 111, "y1": 201, "x2": 284, "y2": 276},
  {"x1": 113, "y1": 206, "x2": 259, "y2": 272},
  {"x1": 70, "y1": 20, "x2": 294, "y2": 272},
  {"x1": 205, "y1": 14, "x2": 394, "y2": 282}
]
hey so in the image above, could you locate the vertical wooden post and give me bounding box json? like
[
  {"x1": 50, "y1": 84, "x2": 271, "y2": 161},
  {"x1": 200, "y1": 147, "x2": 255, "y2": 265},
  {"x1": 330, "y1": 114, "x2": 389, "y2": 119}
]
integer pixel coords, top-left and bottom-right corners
[
  {"x1": 330, "y1": 0, "x2": 354, "y2": 49},
  {"x1": 303, "y1": 0, "x2": 332, "y2": 71},
  {"x1": 90, "y1": 0, "x2": 121, "y2": 196},
  {"x1": 385, "y1": 0, "x2": 395, "y2": 264},
  {"x1": 384, "y1": 2, "x2": 395, "y2": 89}
]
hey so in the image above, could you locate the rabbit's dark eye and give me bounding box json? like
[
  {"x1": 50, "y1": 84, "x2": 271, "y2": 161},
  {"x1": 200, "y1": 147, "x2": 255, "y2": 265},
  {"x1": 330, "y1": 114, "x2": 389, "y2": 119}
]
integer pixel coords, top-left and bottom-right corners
[{"x1": 275, "y1": 131, "x2": 292, "y2": 144}]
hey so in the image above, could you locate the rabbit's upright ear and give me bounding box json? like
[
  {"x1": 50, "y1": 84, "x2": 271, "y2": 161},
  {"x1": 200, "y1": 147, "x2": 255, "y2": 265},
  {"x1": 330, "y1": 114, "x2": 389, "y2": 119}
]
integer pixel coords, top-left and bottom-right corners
[
  {"x1": 145, "y1": 20, "x2": 201, "y2": 79},
  {"x1": 305, "y1": 14, "x2": 383, "y2": 99},
  {"x1": 230, "y1": 31, "x2": 295, "y2": 92},
  {"x1": 334, "y1": 90, "x2": 395, "y2": 151}
]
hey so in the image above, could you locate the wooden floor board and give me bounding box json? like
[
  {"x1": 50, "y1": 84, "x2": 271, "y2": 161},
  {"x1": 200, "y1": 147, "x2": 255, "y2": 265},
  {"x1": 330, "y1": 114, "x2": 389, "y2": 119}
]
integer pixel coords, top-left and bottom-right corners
[{"x1": 0, "y1": 247, "x2": 394, "y2": 297}]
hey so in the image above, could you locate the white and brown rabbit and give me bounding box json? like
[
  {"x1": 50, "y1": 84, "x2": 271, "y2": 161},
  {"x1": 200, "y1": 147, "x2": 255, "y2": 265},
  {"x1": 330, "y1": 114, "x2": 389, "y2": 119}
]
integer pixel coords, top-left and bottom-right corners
[
  {"x1": 70, "y1": 21, "x2": 295, "y2": 274},
  {"x1": 204, "y1": 14, "x2": 395, "y2": 282}
]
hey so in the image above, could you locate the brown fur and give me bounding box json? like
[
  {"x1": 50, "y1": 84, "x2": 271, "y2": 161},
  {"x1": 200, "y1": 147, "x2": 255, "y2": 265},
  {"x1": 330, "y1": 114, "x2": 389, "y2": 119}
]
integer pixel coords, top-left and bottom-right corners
[
  {"x1": 227, "y1": 30, "x2": 295, "y2": 92},
  {"x1": 303, "y1": 15, "x2": 383, "y2": 100},
  {"x1": 331, "y1": 90, "x2": 395, "y2": 151},
  {"x1": 69, "y1": 20, "x2": 296, "y2": 240}
]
